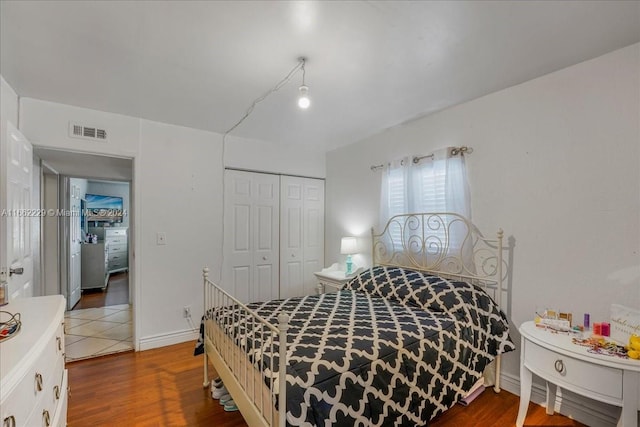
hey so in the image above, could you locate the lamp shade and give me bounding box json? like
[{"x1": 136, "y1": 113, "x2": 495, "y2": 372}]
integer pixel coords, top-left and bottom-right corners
[{"x1": 340, "y1": 237, "x2": 358, "y2": 255}]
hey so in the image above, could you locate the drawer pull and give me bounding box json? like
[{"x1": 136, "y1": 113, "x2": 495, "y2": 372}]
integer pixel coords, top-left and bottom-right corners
[
  {"x1": 57, "y1": 336, "x2": 62, "y2": 350},
  {"x1": 554, "y1": 359, "x2": 565, "y2": 374},
  {"x1": 35, "y1": 372, "x2": 43, "y2": 391},
  {"x1": 54, "y1": 385, "x2": 60, "y2": 399},
  {"x1": 3, "y1": 415, "x2": 16, "y2": 427},
  {"x1": 42, "y1": 410, "x2": 51, "y2": 427}
]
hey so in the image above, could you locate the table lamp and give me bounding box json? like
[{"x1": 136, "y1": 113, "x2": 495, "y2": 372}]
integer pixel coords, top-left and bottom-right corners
[{"x1": 340, "y1": 237, "x2": 358, "y2": 275}]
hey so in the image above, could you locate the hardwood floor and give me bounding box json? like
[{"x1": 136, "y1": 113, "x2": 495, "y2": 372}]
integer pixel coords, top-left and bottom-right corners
[
  {"x1": 73, "y1": 272, "x2": 129, "y2": 310},
  {"x1": 68, "y1": 341, "x2": 586, "y2": 427}
]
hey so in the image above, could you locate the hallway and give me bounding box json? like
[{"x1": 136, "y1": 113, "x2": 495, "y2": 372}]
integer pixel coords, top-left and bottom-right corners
[{"x1": 65, "y1": 272, "x2": 133, "y2": 361}]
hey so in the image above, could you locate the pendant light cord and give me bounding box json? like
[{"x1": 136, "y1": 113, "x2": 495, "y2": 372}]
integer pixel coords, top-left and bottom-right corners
[
  {"x1": 223, "y1": 58, "x2": 305, "y2": 139},
  {"x1": 218, "y1": 58, "x2": 306, "y2": 285}
]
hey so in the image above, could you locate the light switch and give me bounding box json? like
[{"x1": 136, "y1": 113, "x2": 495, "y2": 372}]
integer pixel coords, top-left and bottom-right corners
[{"x1": 157, "y1": 232, "x2": 167, "y2": 245}]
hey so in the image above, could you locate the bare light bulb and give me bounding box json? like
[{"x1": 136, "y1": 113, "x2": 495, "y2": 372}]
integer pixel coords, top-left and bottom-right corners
[{"x1": 298, "y1": 85, "x2": 310, "y2": 109}]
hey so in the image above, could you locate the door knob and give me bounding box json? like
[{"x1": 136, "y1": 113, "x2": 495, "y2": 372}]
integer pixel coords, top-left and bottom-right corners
[{"x1": 9, "y1": 268, "x2": 23, "y2": 276}]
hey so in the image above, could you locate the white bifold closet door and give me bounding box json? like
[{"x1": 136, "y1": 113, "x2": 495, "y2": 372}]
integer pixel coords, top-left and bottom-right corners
[
  {"x1": 224, "y1": 170, "x2": 280, "y2": 303},
  {"x1": 279, "y1": 176, "x2": 324, "y2": 298},
  {"x1": 223, "y1": 170, "x2": 324, "y2": 303}
]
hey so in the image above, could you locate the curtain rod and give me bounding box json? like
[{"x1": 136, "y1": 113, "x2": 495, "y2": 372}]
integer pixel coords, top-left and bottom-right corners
[{"x1": 370, "y1": 146, "x2": 473, "y2": 172}]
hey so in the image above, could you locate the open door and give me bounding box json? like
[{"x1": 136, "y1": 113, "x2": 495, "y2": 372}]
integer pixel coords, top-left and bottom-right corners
[
  {"x1": 1, "y1": 123, "x2": 34, "y2": 301},
  {"x1": 67, "y1": 179, "x2": 82, "y2": 309}
]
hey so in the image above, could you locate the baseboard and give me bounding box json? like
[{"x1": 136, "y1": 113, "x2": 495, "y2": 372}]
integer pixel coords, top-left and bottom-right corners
[
  {"x1": 138, "y1": 328, "x2": 198, "y2": 351},
  {"x1": 499, "y1": 372, "x2": 620, "y2": 427}
]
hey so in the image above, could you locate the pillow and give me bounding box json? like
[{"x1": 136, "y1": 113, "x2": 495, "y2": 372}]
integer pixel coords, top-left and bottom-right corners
[
  {"x1": 345, "y1": 265, "x2": 510, "y2": 339},
  {"x1": 344, "y1": 266, "x2": 465, "y2": 315}
]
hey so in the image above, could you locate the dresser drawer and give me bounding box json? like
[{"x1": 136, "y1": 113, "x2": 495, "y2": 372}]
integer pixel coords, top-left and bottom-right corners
[
  {"x1": 108, "y1": 252, "x2": 127, "y2": 263},
  {"x1": 106, "y1": 236, "x2": 127, "y2": 246},
  {"x1": 105, "y1": 228, "x2": 127, "y2": 237},
  {"x1": 525, "y1": 340, "x2": 623, "y2": 400},
  {"x1": 108, "y1": 243, "x2": 127, "y2": 254},
  {"x1": 109, "y1": 260, "x2": 128, "y2": 271},
  {"x1": 51, "y1": 370, "x2": 68, "y2": 427},
  {"x1": 24, "y1": 355, "x2": 65, "y2": 427},
  {"x1": 1, "y1": 320, "x2": 65, "y2": 426}
]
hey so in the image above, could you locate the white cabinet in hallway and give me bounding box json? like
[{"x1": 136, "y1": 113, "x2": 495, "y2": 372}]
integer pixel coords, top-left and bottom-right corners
[{"x1": 223, "y1": 170, "x2": 325, "y2": 302}]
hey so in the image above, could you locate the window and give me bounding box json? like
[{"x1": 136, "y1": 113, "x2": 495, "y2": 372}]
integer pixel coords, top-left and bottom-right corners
[{"x1": 380, "y1": 148, "x2": 471, "y2": 253}]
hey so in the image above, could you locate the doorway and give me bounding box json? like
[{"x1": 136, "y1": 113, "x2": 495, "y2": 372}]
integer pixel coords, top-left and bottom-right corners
[{"x1": 36, "y1": 148, "x2": 136, "y2": 361}]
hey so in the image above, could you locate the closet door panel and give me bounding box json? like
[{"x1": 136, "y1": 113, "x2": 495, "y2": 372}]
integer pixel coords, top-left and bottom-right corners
[
  {"x1": 233, "y1": 205, "x2": 251, "y2": 252},
  {"x1": 254, "y1": 264, "x2": 274, "y2": 302},
  {"x1": 224, "y1": 170, "x2": 279, "y2": 303},
  {"x1": 232, "y1": 266, "x2": 250, "y2": 303},
  {"x1": 280, "y1": 178, "x2": 304, "y2": 299},
  {"x1": 302, "y1": 179, "x2": 325, "y2": 295},
  {"x1": 280, "y1": 176, "x2": 325, "y2": 298},
  {"x1": 252, "y1": 177, "x2": 279, "y2": 302}
]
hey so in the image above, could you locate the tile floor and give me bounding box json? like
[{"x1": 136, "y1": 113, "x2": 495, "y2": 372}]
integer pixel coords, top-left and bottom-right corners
[{"x1": 64, "y1": 304, "x2": 133, "y2": 362}]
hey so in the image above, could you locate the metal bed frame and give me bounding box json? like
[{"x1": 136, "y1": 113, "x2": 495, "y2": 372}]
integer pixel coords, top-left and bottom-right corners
[{"x1": 201, "y1": 212, "x2": 506, "y2": 427}]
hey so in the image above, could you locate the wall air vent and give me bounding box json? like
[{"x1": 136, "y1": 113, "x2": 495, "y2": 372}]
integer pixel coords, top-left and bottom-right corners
[{"x1": 69, "y1": 122, "x2": 108, "y2": 142}]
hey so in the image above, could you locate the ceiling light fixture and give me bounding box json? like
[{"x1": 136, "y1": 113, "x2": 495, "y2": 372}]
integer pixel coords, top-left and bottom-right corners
[{"x1": 298, "y1": 58, "x2": 310, "y2": 109}]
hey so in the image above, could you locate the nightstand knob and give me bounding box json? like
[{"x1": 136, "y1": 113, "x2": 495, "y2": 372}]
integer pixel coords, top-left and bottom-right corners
[
  {"x1": 554, "y1": 359, "x2": 565, "y2": 374},
  {"x1": 291, "y1": 254, "x2": 296, "y2": 258},
  {"x1": 262, "y1": 256, "x2": 267, "y2": 261}
]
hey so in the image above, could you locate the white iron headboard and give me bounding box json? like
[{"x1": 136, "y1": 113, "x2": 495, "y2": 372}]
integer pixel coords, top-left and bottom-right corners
[{"x1": 371, "y1": 212, "x2": 504, "y2": 307}]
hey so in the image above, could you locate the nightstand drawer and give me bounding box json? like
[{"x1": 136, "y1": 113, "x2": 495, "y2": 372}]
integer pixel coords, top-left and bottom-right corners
[{"x1": 525, "y1": 340, "x2": 622, "y2": 400}]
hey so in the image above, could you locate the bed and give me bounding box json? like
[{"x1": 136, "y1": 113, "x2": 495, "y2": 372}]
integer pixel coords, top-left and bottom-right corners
[{"x1": 195, "y1": 212, "x2": 515, "y2": 427}]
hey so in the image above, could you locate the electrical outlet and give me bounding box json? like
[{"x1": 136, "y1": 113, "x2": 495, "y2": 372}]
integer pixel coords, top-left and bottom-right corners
[
  {"x1": 157, "y1": 232, "x2": 167, "y2": 245},
  {"x1": 183, "y1": 305, "x2": 191, "y2": 318}
]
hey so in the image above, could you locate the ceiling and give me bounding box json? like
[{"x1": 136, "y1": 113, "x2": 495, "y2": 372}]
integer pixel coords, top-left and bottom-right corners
[{"x1": 2, "y1": 1, "x2": 639, "y2": 152}]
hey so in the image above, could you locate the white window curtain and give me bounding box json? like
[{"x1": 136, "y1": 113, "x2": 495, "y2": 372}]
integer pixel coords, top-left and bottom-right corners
[
  {"x1": 411, "y1": 148, "x2": 471, "y2": 218},
  {"x1": 379, "y1": 157, "x2": 409, "y2": 228},
  {"x1": 379, "y1": 147, "x2": 473, "y2": 271},
  {"x1": 380, "y1": 148, "x2": 471, "y2": 222}
]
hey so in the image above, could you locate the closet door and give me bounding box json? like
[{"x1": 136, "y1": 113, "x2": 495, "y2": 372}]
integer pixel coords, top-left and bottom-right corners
[
  {"x1": 280, "y1": 176, "x2": 324, "y2": 298},
  {"x1": 223, "y1": 170, "x2": 279, "y2": 303}
]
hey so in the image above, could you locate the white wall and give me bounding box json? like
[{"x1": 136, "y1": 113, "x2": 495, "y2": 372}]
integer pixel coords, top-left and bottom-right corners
[
  {"x1": 137, "y1": 119, "x2": 224, "y2": 347},
  {"x1": 42, "y1": 171, "x2": 60, "y2": 296},
  {"x1": 326, "y1": 43, "x2": 640, "y2": 409},
  {"x1": 17, "y1": 96, "x2": 325, "y2": 349},
  {"x1": 225, "y1": 134, "x2": 326, "y2": 178},
  {"x1": 1, "y1": 75, "x2": 18, "y2": 128},
  {"x1": 19, "y1": 98, "x2": 140, "y2": 158}
]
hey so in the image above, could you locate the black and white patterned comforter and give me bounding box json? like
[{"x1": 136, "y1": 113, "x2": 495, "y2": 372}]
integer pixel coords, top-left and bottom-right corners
[{"x1": 195, "y1": 266, "x2": 515, "y2": 426}]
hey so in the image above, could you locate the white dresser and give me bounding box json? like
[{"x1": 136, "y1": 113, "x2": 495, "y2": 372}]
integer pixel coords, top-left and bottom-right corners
[
  {"x1": 517, "y1": 321, "x2": 640, "y2": 427},
  {"x1": 0, "y1": 295, "x2": 67, "y2": 427},
  {"x1": 105, "y1": 227, "x2": 128, "y2": 274}
]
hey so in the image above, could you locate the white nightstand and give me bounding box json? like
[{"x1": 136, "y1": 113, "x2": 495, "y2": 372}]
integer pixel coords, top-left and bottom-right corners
[
  {"x1": 517, "y1": 321, "x2": 640, "y2": 427},
  {"x1": 314, "y1": 263, "x2": 363, "y2": 293}
]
